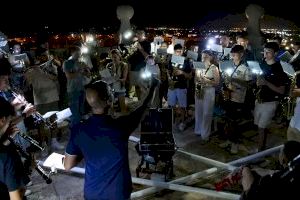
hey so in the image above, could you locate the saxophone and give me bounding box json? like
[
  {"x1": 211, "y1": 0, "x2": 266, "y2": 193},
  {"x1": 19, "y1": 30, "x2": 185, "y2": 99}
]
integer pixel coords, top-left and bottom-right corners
[
  {"x1": 195, "y1": 69, "x2": 204, "y2": 99},
  {"x1": 282, "y1": 71, "x2": 300, "y2": 120}
]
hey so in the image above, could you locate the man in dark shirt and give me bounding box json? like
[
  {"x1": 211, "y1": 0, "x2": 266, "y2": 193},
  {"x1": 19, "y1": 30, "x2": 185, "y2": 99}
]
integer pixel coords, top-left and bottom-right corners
[
  {"x1": 241, "y1": 140, "x2": 300, "y2": 200},
  {"x1": 0, "y1": 96, "x2": 30, "y2": 200},
  {"x1": 64, "y1": 78, "x2": 157, "y2": 200},
  {"x1": 167, "y1": 44, "x2": 192, "y2": 131},
  {"x1": 127, "y1": 30, "x2": 151, "y2": 100},
  {"x1": 254, "y1": 42, "x2": 287, "y2": 151}
]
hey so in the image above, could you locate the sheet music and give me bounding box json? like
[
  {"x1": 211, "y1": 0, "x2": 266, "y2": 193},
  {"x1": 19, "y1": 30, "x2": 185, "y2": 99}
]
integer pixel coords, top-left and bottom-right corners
[
  {"x1": 210, "y1": 44, "x2": 223, "y2": 53},
  {"x1": 193, "y1": 61, "x2": 205, "y2": 70},
  {"x1": 153, "y1": 36, "x2": 164, "y2": 45},
  {"x1": 279, "y1": 51, "x2": 293, "y2": 62},
  {"x1": 43, "y1": 111, "x2": 58, "y2": 119},
  {"x1": 247, "y1": 60, "x2": 263, "y2": 74},
  {"x1": 56, "y1": 108, "x2": 72, "y2": 123},
  {"x1": 219, "y1": 60, "x2": 233, "y2": 72},
  {"x1": 280, "y1": 61, "x2": 295, "y2": 76},
  {"x1": 0, "y1": 40, "x2": 7, "y2": 47},
  {"x1": 14, "y1": 53, "x2": 27, "y2": 61},
  {"x1": 174, "y1": 39, "x2": 185, "y2": 47},
  {"x1": 223, "y1": 48, "x2": 232, "y2": 57},
  {"x1": 43, "y1": 152, "x2": 65, "y2": 170},
  {"x1": 187, "y1": 50, "x2": 198, "y2": 61},
  {"x1": 171, "y1": 55, "x2": 185, "y2": 65}
]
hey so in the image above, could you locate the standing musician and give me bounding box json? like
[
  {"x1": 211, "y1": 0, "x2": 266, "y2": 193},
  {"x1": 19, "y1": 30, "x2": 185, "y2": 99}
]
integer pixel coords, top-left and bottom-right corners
[
  {"x1": 194, "y1": 50, "x2": 220, "y2": 141},
  {"x1": 25, "y1": 48, "x2": 64, "y2": 152},
  {"x1": 254, "y1": 42, "x2": 288, "y2": 151},
  {"x1": 8, "y1": 44, "x2": 30, "y2": 94},
  {"x1": 219, "y1": 45, "x2": 253, "y2": 154},
  {"x1": 105, "y1": 49, "x2": 129, "y2": 113}
]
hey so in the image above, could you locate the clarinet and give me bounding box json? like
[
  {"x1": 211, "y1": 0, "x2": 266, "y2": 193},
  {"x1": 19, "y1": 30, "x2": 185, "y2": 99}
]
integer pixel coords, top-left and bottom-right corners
[
  {"x1": 18, "y1": 132, "x2": 45, "y2": 151},
  {"x1": 10, "y1": 90, "x2": 53, "y2": 129},
  {"x1": 7, "y1": 137, "x2": 52, "y2": 184}
]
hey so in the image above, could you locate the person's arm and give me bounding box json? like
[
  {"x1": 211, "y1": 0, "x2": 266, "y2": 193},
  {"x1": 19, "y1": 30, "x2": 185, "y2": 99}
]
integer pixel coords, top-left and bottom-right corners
[
  {"x1": 119, "y1": 63, "x2": 128, "y2": 84},
  {"x1": 9, "y1": 188, "x2": 25, "y2": 200},
  {"x1": 257, "y1": 77, "x2": 285, "y2": 94},
  {"x1": 116, "y1": 77, "x2": 158, "y2": 135},
  {"x1": 64, "y1": 154, "x2": 82, "y2": 171},
  {"x1": 64, "y1": 126, "x2": 83, "y2": 171}
]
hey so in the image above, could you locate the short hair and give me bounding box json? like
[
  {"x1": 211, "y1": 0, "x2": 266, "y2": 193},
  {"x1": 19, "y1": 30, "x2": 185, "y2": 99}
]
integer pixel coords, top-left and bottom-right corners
[
  {"x1": 230, "y1": 45, "x2": 244, "y2": 54},
  {"x1": 264, "y1": 42, "x2": 280, "y2": 53},
  {"x1": 174, "y1": 44, "x2": 183, "y2": 51},
  {"x1": 283, "y1": 141, "x2": 300, "y2": 162},
  {"x1": 0, "y1": 96, "x2": 15, "y2": 118},
  {"x1": 85, "y1": 80, "x2": 111, "y2": 102}
]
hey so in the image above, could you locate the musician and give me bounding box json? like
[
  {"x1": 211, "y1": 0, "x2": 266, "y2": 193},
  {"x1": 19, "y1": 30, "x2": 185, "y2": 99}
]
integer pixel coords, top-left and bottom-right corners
[
  {"x1": 106, "y1": 49, "x2": 129, "y2": 113},
  {"x1": 236, "y1": 32, "x2": 255, "y2": 61},
  {"x1": 0, "y1": 96, "x2": 30, "y2": 200},
  {"x1": 254, "y1": 42, "x2": 288, "y2": 151},
  {"x1": 25, "y1": 48, "x2": 63, "y2": 151},
  {"x1": 194, "y1": 50, "x2": 220, "y2": 141},
  {"x1": 63, "y1": 46, "x2": 87, "y2": 127},
  {"x1": 287, "y1": 81, "x2": 300, "y2": 142},
  {"x1": 241, "y1": 140, "x2": 300, "y2": 200},
  {"x1": 289, "y1": 41, "x2": 300, "y2": 71},
  {"x1": 167, "y1": 44, "x2": 192, "y2": 132},
  {"x1": 64, "y1": 78, "x2": 157, "y2": 200},
  {"x1": 127, "y1": 30, "x2": 151, "y2": 100},
  {"x1": 219, "y1": 45, "x2": 253, "y2": 154},
  {"x1": 8, "y1": 44, "x2": 30, "y2": 94},
  {"x1": 218, "y1": 33, "x2": 232, "y2": 61}
]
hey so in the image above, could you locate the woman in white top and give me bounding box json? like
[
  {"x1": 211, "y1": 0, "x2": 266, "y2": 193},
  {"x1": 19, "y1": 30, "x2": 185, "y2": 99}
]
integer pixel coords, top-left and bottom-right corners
[{"x1": 194, "y1": 50, "x2": 220, "y2": 140}]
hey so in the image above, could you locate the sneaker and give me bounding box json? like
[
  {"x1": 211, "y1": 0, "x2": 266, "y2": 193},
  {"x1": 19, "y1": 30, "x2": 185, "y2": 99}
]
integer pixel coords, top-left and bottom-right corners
[
  {"x1": 230, "y1": 143, "x2": 238, "y2": 154},
  {"x1": 51, "y1": 138, "x2": 64, "y2": 150},
  {"x1": 219, "y1": 140, "x2": 231, "y2": 148},
  {"x1": 178, "y1": 123, "x2": 186, "y2": 132},
  {"x1": 25, "y1": 189, "x2": 32, "y2": 196}
]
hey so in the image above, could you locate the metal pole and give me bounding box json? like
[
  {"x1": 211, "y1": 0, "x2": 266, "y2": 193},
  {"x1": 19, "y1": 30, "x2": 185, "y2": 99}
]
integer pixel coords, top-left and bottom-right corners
[
  {"x1": 132, "y1": 177, "x2": 239, "y2": 200},
  {"x1": 131, "y1": 144, "x2": 283, "y2": 199},
  {"x1": 178, "y1": 149, "x2": 236, "y2": 171}
]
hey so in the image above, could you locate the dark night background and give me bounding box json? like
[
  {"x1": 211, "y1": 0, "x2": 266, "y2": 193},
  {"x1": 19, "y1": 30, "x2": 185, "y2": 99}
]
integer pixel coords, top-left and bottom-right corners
[{"x1": 1, "y1": 0, "x2": 299, "y2": 34}]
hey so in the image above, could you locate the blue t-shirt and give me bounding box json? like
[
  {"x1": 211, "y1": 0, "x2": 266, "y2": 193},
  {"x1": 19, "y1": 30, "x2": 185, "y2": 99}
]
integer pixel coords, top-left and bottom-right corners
[{"x1": 66, "y1": 115, "x2": 132, "y2": 200}]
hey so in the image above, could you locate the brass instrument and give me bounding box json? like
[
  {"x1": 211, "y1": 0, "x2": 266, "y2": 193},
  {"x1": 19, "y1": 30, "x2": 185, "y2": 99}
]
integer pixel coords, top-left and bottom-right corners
[
  {"x1": 195, "y1": 69, "x2": 204, "y2": 99},
  {"x1": 282, "y1": 71, "x2": 300, "y2": 120}
]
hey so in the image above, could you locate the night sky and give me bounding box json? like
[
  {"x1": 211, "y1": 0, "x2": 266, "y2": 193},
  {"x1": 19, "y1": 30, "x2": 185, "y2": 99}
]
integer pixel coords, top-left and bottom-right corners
[{"x1": 1, "y1": 0, "x2": 299, "y2": 34}]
